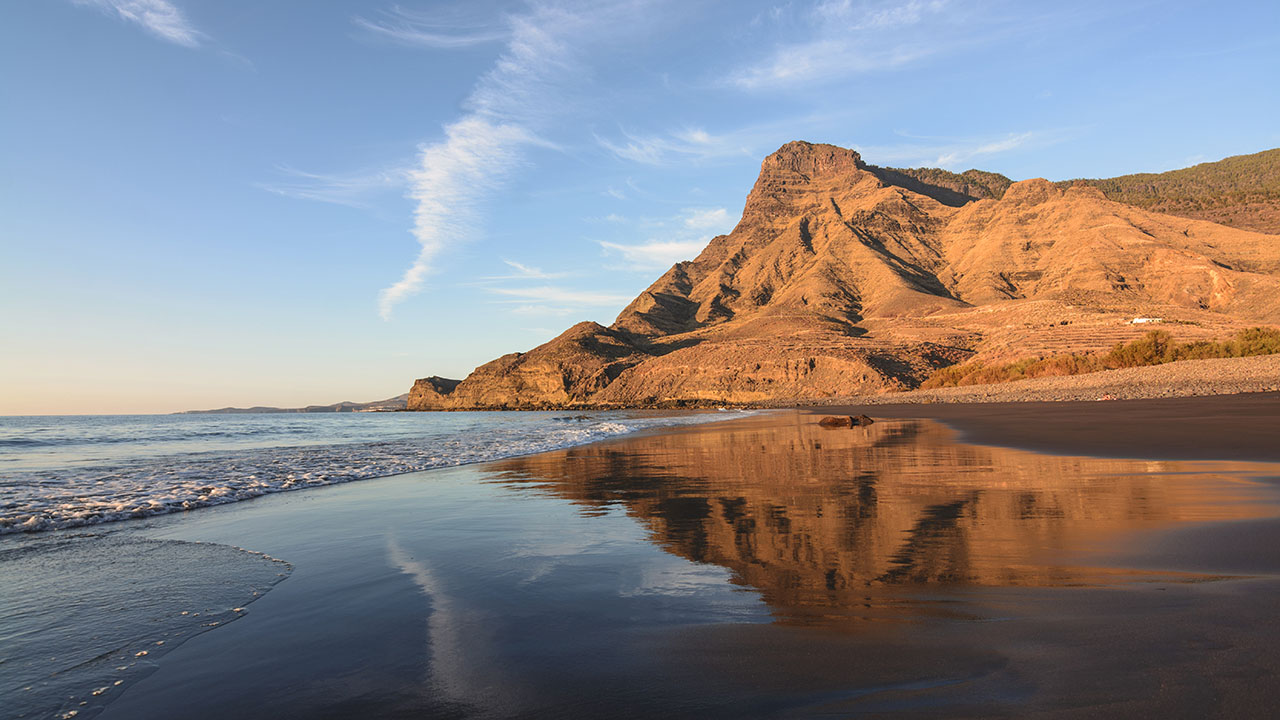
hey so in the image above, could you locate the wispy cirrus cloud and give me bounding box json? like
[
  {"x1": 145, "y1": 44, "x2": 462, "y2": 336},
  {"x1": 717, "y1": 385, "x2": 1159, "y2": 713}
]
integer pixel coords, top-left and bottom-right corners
[
  {"x1": 599, "y1": 239, "x2": 709, "y2": 269},
  {"x1": 731, "y1": 0, "x2": 953, "y2": 90},
  {"x1": 380, "y1": 118, "x2": 539, "y2": 319},
  {"x1": 72, "y1": 0, "x2": 204, "y2": 47},
  {"x1": 598, "y1": 206, "x2": 735, "y2": 271},
  {"x1": 510, "y1": 306, "x2": 577, "y2": 317},
  {"x1": 470, "y1": 260, "x2": 601, "y2": 316},
  {"x1": 682, "y1": 207, "x2": 729, "y2": 230},
  {"x1": 481, "y1": 260, "x2": 570, "y2": 281},
  {"x1": 377, "y1": 5, "x2": 583, "y2": 320},
  {"x1": 858, "y1": 129, "x2": 1068, "y2": 170},
  {"x1": 814, "y1": 0, "x2": 949, "y2": 28},
  {"x1": 934, "y1": 132, "x2": 1034, "y2": 167},
  {"x1": 595, "y1": 110, "x2": 858, "y2": 169},
  {"x1": 597, "y1": 127, "x2": 754, "y2": 166},
  {"x1": 257, "y1": 165, "x2": 408, "y2": 209},
  {"x1": 487, "y1": 285, "x2": 634, "y2": 306},
  {"x1": 354, "y1": 5, "x2": 507, "y2": 49}
]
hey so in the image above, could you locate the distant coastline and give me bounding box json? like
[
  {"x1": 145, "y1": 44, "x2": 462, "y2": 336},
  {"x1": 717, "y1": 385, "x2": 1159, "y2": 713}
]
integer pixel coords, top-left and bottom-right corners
[{"x1": 178, "y1": 394, "x2": 408, "y2": 414}]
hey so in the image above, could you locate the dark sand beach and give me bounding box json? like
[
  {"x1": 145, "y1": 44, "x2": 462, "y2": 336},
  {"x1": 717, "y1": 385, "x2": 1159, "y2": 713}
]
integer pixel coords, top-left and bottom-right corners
[
  {"x1": 824, "y1": 391, "x2": 1280, "y2": 463},
  {"x1": 16, "y1": 395, "x2": 1280, "y2": 719}
]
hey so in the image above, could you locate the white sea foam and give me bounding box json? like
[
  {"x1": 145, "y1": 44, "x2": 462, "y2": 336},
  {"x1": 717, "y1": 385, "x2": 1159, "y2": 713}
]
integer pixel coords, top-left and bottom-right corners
[{"x1": 0, "y1": 411, "x2": 751, "y2": 534}]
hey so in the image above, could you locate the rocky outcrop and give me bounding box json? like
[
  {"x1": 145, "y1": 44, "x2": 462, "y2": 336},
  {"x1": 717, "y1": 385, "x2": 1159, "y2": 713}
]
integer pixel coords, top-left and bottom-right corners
[
  {"x1": 406, "y1": 376, "x2": 461, "y2": 410},
  {"x1": 437, "y1": 322, "x2": 649, "y2": 409},
  {"x1": 410, "y1": 141, "x2": 1280, "y2": 409}
]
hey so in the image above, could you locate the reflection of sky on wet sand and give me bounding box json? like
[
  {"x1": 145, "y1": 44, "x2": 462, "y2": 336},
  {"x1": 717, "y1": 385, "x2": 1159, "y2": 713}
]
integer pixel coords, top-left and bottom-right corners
[
  {"x1": 90, "y1": 413, "x2": 1280, "y2": 719},
  {"x1": 490, "y1": 414, "x2": 1280, "y2": 624}
]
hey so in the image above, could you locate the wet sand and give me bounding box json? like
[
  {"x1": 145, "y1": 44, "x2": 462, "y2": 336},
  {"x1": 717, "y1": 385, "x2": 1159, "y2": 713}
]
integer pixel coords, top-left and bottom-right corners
[
  {"x1": 824, "y1": 391, "x2": 1280, "y2": 462},
  {"x1": 53, "y1": 403, "x2": 1280, "y2": 718}
]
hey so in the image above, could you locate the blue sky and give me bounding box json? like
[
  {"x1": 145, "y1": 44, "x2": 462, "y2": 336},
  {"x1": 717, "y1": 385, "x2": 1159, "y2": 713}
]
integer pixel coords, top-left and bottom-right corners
[{"x1": 2, "y1": 0, "x2": 1278, "y2": 414}]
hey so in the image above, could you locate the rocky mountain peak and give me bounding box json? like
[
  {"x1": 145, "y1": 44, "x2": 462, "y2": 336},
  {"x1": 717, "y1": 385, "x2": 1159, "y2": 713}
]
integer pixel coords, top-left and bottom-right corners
[
  {"x1": 407, "y1": 142, "x2": 1280, "y2": 410},
  {"x1": 760, "y1": 141, "x2": 864, "y2": 178},
  {"x1": 741, "y1": 142, "x2": 874, "y2": 223}
]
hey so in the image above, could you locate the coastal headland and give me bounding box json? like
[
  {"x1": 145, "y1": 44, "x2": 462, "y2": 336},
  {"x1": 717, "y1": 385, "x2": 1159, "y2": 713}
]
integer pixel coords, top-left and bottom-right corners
[{"x1": 408, "y1": 142, "x2": 1280, "y2": 411}]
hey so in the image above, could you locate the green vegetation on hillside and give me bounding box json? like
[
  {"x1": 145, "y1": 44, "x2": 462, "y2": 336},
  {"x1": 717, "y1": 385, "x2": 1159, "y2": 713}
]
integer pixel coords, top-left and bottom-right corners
[
  {"x1": 1060, "y1": 148, "x2": 1280, "y2": 233},
  {"x1": 956, "y1": 169, "x2": 1015, "y2": 199},
  {"x1": 922, "y1": 328, "x2": 1280, "y2": 389},
  {"x1": 878, "y1": 147, "x2": 1280, "y2": 234}
]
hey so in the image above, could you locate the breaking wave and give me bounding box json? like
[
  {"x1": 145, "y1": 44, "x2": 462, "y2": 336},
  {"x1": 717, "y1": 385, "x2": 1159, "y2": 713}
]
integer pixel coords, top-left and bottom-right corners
[{"x1": 0, "y1": 410, "x2": 750, "y2": 534}]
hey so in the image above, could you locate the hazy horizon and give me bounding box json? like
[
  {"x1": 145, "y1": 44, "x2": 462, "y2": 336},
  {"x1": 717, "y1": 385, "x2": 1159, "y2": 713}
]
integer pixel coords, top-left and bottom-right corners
[{"x1": 4, "y1": 0, "x2": 1279, "y2": 414}]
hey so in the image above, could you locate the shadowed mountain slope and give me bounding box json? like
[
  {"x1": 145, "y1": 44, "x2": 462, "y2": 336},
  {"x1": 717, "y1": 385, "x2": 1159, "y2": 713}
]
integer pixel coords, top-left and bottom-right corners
[{"x1": 411, "y1": 142, "x2": 1280, "y2": 409}]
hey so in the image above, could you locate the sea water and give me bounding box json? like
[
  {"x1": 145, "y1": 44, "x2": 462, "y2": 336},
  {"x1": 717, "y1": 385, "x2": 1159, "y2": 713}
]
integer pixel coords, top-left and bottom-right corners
[
  {"x1": 0, "y1": 409, "x2": 747, "y2": 718},
  {"x1": 0, "y1": 410, "x2": 746, "y2": 535},
  {"x1": 6, "y1": 413, "x2": 1280, "y2": 718}
]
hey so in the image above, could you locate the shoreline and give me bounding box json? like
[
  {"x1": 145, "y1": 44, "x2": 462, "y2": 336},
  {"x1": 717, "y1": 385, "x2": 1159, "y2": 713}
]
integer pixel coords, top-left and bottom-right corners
[
  {"x1": 818, "y1": 391, "x2": 1280, "y2": 463},
  {"x1": 10, "y1": 387, "x2": 1277, "y2": 540},
  {"x1": 0, "y1": 409, "x2": 758, "y2": 537},
  {"x1": 91, "y1": 407, "x2": 1280, "y2": 718},
  {"x1": 10, "y1": 401, "x2": 1280, "y2": 718}
]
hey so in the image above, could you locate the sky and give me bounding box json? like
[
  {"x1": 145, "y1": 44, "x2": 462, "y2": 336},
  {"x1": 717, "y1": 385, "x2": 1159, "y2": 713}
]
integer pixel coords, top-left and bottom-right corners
[{"x1": 2, "y1": 0, "x2": 1279, "y2": 414}]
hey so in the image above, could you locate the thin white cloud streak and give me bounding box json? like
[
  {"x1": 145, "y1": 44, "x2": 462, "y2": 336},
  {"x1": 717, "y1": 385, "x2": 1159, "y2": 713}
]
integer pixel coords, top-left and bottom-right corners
[
  {"x1": 354, "y1": 6, "x2": 507, "y2": 49},
  {"x1": 378, "y1": 6, "x2": 579, "y2": 320},
  {"x1": 380, "y1": 118, "x2": 537, "y2": 319},
  {"x1": 598, "y1": 206, "x2": 734, "y2": 270},
  {"x1": 814, "y1": 0, "x2": 948, "y2": 28},
  {"x1": 599, "y1": 239, "x2": 709, "y2": 270},
  {"x1": 257, "y1": 165, "x2": 408, "y2": 209},
  {"x1": 857, "y1": 130, "x2": 1063, "y2": 170},
  {"x1": 487, "y1": 286, "x2": 635, "y2": 306},
  {"x1": 510, "y1": 305, "x2": 577, "y2": 317},
  {"x1": 73, "y1": 0, "x2": 204, "y2": 47},
  {"x1": 480, "y1": 260, "x2": 570, "y2": 280},
  {"x1": 934, "y1": 132, "x2": 1033, "y2": 167},
  {"x1": 732, "y1": 0, "x2": 951, "y2": 90},
  {"x1": 597, "y1": 127, "x2": 754, "y2": 166},
  {"x1": 683, "y1": 207, "x2": 729, "y2": 230},
  {"x1": 735, "y1": 40, "x2": 930, "y2": 89},
  {"x1": 595, "y1": 111, "x2": 855, "y2": 169}
]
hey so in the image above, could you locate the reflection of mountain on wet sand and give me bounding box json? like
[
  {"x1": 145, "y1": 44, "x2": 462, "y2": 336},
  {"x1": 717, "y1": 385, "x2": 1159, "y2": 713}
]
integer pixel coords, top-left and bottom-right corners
[{"x1": 492, "y1": 415, "x2": 1279, "y2": 622}]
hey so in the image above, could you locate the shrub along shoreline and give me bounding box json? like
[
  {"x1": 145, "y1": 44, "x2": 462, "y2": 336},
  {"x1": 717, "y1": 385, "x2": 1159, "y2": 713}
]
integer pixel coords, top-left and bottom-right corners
[{"x1": 923, "y1": 327, "x2": 1280, "y2": 389}]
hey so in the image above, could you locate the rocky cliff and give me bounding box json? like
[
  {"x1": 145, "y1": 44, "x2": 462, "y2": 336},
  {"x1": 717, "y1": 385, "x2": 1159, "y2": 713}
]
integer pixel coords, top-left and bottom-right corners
[{"x1": 410, "y1": 141, "x2": 1280, "y2": 409}]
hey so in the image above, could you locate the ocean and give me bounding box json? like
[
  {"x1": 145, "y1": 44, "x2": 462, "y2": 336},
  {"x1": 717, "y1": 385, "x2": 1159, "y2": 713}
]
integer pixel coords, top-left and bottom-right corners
[
  {"x1": 0, "y1": 410, "x2": 747, "y2": 535},
  {"x1": 5, "y1": 409, "x2": 1280, "y2": 718}
]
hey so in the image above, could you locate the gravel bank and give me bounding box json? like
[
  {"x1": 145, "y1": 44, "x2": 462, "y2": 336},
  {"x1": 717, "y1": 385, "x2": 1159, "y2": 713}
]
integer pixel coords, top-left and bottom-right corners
[{"x1": 821, "y1": 354, "x2": 1280, "y2": 405}]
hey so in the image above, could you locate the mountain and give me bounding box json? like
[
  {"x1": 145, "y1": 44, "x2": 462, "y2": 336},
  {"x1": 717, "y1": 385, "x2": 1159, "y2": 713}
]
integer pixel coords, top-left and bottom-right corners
[
  {"x1": 181, "y1": 394, "x2": 409, "y2": 414},
  {"x1": 1068, "y1": 148, "x2": 1280, "y2": 235},
  {"x1": 873, "y1": 147, "x2": 1280, "y2": 234},
  {"x1": 410, "y1": 142, "x2": 1280, "y2": 409}
]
